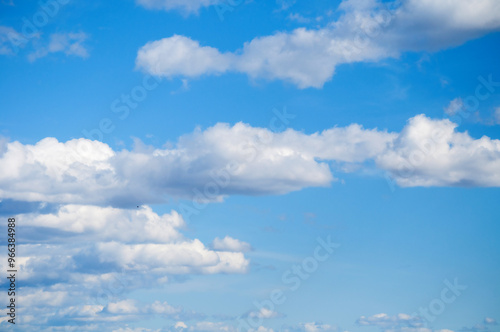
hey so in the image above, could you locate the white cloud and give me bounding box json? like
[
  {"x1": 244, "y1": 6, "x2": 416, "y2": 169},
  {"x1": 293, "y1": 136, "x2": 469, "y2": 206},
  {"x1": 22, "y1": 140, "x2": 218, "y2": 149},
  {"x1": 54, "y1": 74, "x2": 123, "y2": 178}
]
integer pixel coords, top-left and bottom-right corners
[
  {"x1": 0, "y1": 203, "x2": 250, "y2": 329},
  {"x1": 212, "y1": 236, "x2": 252, "y2": 252},
  {"x1": 12, "y1": 204, "x2": 250, "y2": 277},
  {"x1": 136, "y1": 35, "x2": 232, "y2": 77},
  {"x1": 107, "y1": 299, "x2": 140, "y2": 314},
  {"x1": 235, "y1": 26, "x2": 390, "y2": 88},
  {"x1": 248, "y1": 308, "x2": 279, "y2": 319},
  {"x1": 0, "y1": 203, "x2": 250, "y2": 331},
  {"x1": 376, "y1": 115, "x2": 500, "y2": 187},
  {"x1": 136, "y1": 26, "x2": 389, "y2": 88},
  {"x1": 2, "y1": 115, "x2": 500, "y2": 210},
  {"x1": 0, "y1": 27, "x2": 89, "y2": 61},
  {"x1": 0, "y1": 137, "x2": 119, "y2": 205},
  {"x1": 149, "y1": 301, "x2": 182, "y2": 315},
  {"x1": 51, "y1": 298, "x2": 183, "y2": 324},
  {"x1": 386, "y1": 0, "x2": 500, "y2": 51},
  {"x1": 355, "y1": 313, "x2": 441, "y2": 332},
  {"x1": 356, "y1": 313, "x2": 423, "y2": 328},
  {"x1": 136, "y1": 0, "x2": 221, "y2": 14},
  {"x1": 282, "y1": 322, "x2": 337, "y2": 332},
  {"x1": 188, "y1": 321, "x2": 237, "y2": 332},
  {"x1": 23, "y1": 205, "x2": 184, "y2": 243},
  {"x1": 444, "y1": 98, "x2": 464, "y2": 116},
  {"x1": 136, "y1": 0, "x2": 500, "y2": 88},
  {"x1": 301, "y1": 323, "x2": 337, "y2": 332},
  {"x1": 19, "y1": 289, "x2": 68, "y2": 307},
  {"x1": 176, "y1": 322, "x2": 188, "y2": 330},
  {"x1": 0, "y1": 123, "x2": 390, "y2": 205},
  {"x1": 249, "y1": 327, "x2": 275, "y2": 332},
  {"x1": 288, "y1": 13, "x2": 311, "y2": 24},
  {"x1": 96, "y1": 240, "x2": 249, "y2": 274},
  {"x1": 28, "y1": 32, "x2": 89, "y2": 62}
]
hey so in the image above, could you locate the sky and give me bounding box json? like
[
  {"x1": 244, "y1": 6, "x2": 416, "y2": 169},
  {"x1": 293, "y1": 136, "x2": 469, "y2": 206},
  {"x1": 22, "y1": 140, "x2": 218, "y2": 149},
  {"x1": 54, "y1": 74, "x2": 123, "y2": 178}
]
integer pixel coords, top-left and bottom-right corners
[{"x1": 0, "y1": 0, "x2": 500, "y2": 331}]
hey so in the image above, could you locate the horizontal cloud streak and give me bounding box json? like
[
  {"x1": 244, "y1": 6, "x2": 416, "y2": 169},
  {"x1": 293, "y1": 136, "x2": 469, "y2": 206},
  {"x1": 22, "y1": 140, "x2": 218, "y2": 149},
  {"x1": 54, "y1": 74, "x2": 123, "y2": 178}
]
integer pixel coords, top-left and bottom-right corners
[{"x1": 136, "y1": 0, "x2": 221, "y2": 14}]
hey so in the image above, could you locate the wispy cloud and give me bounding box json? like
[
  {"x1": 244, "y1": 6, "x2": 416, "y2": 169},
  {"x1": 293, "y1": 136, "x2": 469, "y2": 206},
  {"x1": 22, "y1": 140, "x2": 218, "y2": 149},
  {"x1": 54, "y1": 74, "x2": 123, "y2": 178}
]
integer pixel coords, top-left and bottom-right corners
[
  {"x1": 28, "y1": 32, "x2": 89, "y2": 62},
  {"x1": 212, "y1": 236, "x2": 252, "y2": 252},
  {"x1": 136, "y1": 0, "x2": 222, "y2": 14},
  {"x1": 0, "y1": 27, "x2": 89, "y2": 61},
  {"x1": 444, "y1": 98, "x2": 464, "y2": 116}
]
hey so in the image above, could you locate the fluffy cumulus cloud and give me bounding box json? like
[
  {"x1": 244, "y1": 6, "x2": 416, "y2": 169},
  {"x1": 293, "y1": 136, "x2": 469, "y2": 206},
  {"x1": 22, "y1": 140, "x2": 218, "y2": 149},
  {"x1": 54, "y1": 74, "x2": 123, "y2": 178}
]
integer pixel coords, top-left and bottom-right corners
[
  {"x1": 135, "y1": 23, "x2": 390, "y2": 88},
  {"x1": 1, "y1": 115, "x2": 500, "y2": 210},
  {"x1": 22, "y1": 204, "x2": 184, "y2": 242},
  {"x1": 376, "y1": 115, "x2": 500, "y2": 187},
  {"x1": 136, "y1": 0, "x2": 500, "y2": 88},
  {"x1": 97, "y1": 240, "x2": 248, "y2": 274},
  {"x1": 11, "y1": 205, "x2": 249, "y2": 279},
  {"x1": 136, "y1": 35, "x2": 233, "y2": 77},
  {"x1": 0, "y1": 137, "x2": 119, "y2": 205},
  {"x1": 0, "y1": 116, "x2": 492, "y2": 212},
  {"x1": 0, "y1": 122, "x2": 392, "y2": 206},
  {"x1": 0, "y1": 114, "x2": 498, "y2": 330},
  {"x1": 385, "y1": 0, "x2": 500, "y2": 51},
  {"x1": 0, "y1": 203, "x2": 249, "y2": 330}
]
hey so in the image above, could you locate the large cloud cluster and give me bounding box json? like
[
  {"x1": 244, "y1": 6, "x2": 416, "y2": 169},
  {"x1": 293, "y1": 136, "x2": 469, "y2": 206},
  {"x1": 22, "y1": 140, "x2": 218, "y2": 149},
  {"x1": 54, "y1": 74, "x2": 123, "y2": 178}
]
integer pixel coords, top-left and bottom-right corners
[
  {"x1": 0, "y1": 205, "x2": 250, "y2": 329},
  {"x1": 136, "y1": 0, "x2": 500, "y2": 88},
  {"x1": 1, "y1": 115, "x2": 499, "y2": 210}
]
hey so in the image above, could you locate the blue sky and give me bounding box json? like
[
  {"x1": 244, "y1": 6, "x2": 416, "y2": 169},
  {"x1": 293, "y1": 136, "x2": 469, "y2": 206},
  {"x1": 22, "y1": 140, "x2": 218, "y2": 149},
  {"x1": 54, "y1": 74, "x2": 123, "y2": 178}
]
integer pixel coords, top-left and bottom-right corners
[{"x1": 0, "y1": 0, "x2": 500, "y2": 331}]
